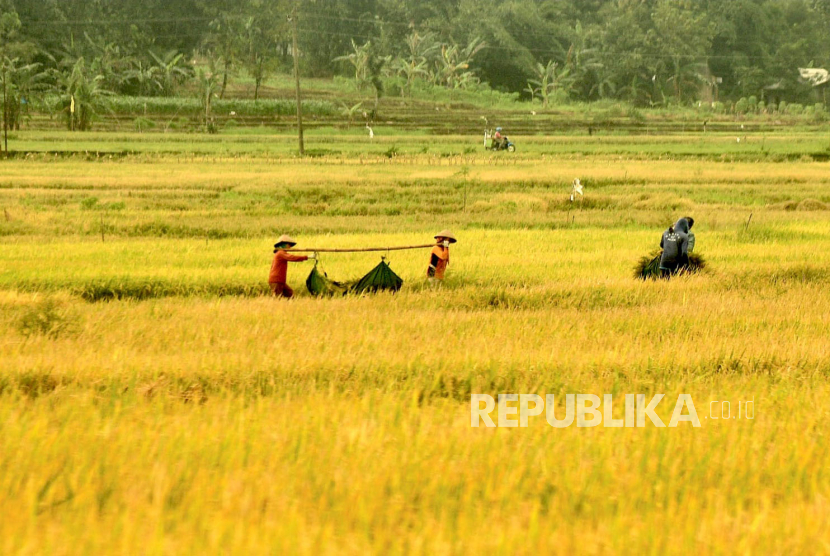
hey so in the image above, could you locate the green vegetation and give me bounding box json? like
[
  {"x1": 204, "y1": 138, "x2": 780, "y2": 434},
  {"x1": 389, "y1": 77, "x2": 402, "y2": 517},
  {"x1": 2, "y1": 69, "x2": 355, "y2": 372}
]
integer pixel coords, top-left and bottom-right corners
[
  {"x1": 4, "y1": 128, "x2": 830, "y2": 157},
  {"x1": 4, "y1": 0, "x2": 830, "y2": 139},
  {"x1": 107, "y1": 95, "x2": 335, "y2": 116}
]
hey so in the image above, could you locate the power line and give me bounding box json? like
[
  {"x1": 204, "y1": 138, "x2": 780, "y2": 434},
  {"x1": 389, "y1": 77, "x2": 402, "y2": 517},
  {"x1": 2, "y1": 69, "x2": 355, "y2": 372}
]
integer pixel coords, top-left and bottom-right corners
[
  {"x1": 15, "y1": 13, "x2": 824, "y2": 62},
  {"x1": 79, "y1": 24, "x2": 790, "y2": 62},
  {"x1": 298, "y1": 27, "x2": 777, "y2": 61},
  {"x1": 21, "y1": 16, "x2": 219, "y2": 25}
]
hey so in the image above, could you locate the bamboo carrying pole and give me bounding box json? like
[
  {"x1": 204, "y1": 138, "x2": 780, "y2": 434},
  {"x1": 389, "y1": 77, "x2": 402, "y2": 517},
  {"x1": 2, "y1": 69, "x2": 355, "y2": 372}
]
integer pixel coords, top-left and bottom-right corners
[{"x1": 290, "y1": 243, "x2": 437, "y2": 253}]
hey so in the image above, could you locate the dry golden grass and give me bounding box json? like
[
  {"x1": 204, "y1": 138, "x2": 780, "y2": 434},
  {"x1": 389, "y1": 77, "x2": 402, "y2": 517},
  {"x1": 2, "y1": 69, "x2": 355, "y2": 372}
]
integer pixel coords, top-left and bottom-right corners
[{"x1": 2, "y1": 132, "x2": 830, "y2": 554}]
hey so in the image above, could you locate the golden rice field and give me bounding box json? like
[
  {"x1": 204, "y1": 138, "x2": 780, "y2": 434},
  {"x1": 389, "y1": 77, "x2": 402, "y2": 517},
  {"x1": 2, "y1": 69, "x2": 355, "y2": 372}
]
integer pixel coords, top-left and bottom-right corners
[{"x1": 3, "y1": 130, "x2": 830, "y2": 554}]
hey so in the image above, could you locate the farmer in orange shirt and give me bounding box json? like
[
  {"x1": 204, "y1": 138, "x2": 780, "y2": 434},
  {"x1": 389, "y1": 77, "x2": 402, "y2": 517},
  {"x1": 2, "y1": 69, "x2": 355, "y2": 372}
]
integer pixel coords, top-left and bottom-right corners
[
  {"x1": 269, "y1": 234, "x2": 315, "y2": 298},
  {"x1": 427, "y1": 229, "x2": 456, "y2": 283}
]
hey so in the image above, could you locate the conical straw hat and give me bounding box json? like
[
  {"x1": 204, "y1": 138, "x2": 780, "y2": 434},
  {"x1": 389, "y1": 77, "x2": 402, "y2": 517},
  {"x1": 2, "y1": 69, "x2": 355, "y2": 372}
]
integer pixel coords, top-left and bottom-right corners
[
  {"x1": 274, "y1": 234, "x2": 297, "y2": 247},
  {"x1": 434, "y1": 230, "x2": 457, "y2": 244}
]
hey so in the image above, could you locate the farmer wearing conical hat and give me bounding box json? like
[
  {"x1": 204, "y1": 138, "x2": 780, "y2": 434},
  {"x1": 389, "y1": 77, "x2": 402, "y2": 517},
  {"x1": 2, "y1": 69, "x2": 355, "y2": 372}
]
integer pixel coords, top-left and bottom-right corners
[
  {"x1": 269, "y1": 234, "x2": 315, "y2": 298},
  {"x1": 427, "y1": 230, "x2": 456, "y2": 283}
]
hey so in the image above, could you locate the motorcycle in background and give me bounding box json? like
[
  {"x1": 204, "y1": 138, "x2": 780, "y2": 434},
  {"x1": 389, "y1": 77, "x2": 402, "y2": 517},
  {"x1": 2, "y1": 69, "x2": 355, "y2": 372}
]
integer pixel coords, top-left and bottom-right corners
[{"x1": 483, "y1": 127, "x2": 516, "y2": 152}]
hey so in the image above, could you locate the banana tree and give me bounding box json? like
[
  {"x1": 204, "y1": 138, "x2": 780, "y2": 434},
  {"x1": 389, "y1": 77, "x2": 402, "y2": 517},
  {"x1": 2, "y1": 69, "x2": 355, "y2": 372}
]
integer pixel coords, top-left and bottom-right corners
[
  {"x1": 333, "y1": 40, "x2": 372, "y2": 91},
  {"x1": 196, "y1": 63, "x2": 221, "y2": 133},
  {"x1": 666, "y1": 57, "x2": 708, "y2": 103},
  {"x1": 149, "y1": 50, "x2": 190, "y2": 97},
  {"x1": 123, "y1": 60, "x2": 161, "y2": 97},
  {"x1": 394, "y1": 56, "x2": 428, "y2": 97},
  {"x1": 565, "y1": 22, "x2": 606, "y2": 99},
  {"x1": 2, "y1": 57, "x2": 48, "y2": 130},
  {"x1": 206, "y1": 14, "x2": 242, "y2": 99},
  {"x1": 338, "y1": 101, "x2": 363, "y2": 128},
  {"x1": 433, "y1": 37, "x2": 485, "y2": 90},
  {"x1": 524, "y1": 82, "x2": 536, "y2": 102},
  {"x1": 242, "y1": 16, "x2": 274, "y2": 102},
  {"x1": 527, "y1": 60, "x2": 573, "y2": 107},
  {"x1": 85, "y1": 35, "x2": 130, "y2": 93},
  {"x1": 51, "y1": 58, "x2": 112, "y2": 131},
  {"x1": 619, "y1": 74, "x2": 651, "y2": 106},
  {"x1": 395, "y1": 31, "x2": 439, "y2": 97},
  {"x1": 590, "y1": 74, "x2": 616, "y2": 100},
  {"x1": 334, "y1": 41, "x2": 389, "y2": 111}
]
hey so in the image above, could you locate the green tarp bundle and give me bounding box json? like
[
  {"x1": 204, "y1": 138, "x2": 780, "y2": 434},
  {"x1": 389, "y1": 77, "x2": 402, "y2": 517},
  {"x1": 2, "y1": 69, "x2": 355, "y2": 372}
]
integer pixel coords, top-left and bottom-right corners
[
  {"x1": 306, "y1": 259, "x2": 403, "y2": 296},
  {"x1": 306, "y1": 264, "x2": 350, "y2": 296},
  {"x1": 635, "y1": 249, "x2": 707, "y2": 280},
  {"x1": 350, "y1": 260, "x2": 403, "y2": 294}
]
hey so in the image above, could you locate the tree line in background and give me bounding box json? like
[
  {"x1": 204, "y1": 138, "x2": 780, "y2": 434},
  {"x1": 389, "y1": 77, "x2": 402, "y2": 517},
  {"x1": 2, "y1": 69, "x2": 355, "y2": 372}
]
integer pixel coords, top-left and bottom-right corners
[{"x1": 2, "y1": 0, "x2": 830, "y2": 132}]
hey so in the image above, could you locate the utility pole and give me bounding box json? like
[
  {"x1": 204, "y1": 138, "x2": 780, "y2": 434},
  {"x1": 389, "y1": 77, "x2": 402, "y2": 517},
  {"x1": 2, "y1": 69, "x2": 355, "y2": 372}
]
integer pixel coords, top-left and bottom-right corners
[
  {"x1": 290, "y1": 5, "x2": 304, "y2": 156},
  {"x1": 2, "y1": 65, "x2": 7, "y2": 158}
]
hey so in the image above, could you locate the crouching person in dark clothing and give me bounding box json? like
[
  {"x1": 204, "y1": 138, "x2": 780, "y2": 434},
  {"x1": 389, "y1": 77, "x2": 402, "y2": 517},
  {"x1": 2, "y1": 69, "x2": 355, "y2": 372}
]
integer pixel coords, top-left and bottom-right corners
[
  {"x1": 659, "y1": 219, "x2": 690, "y2": 277},
  {"x1": 675, "y1": 217, "x2": 695, "y2": 254}
]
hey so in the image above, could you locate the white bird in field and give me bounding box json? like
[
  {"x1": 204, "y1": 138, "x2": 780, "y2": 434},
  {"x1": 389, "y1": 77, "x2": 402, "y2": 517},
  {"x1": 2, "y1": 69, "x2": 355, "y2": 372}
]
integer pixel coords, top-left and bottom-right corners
[
  {"x1": 570, "y1": 178, "x2": 584, "y2": 202},
  {"x1": 366, "y1": 124, "x2": 374, "y2": 139}
]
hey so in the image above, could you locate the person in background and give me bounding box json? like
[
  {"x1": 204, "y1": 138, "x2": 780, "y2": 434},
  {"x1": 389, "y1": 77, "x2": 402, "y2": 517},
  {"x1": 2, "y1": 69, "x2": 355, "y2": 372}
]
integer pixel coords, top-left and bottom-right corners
[
  {"x1": 675, "y1": 216, "x2": 695, "y2": 253},
  {"x1": 493, "y1": 127, "x2": 505, "y2": 148},
  {"x1": 659, "y1": 221, "x2": 689, "y2": 277},
  {"x1": 269, "y1": 234, "x2": 315, "y2": 298},
  {"x1": 427, "y1": 230, "x2": 457, "y2": 283}
]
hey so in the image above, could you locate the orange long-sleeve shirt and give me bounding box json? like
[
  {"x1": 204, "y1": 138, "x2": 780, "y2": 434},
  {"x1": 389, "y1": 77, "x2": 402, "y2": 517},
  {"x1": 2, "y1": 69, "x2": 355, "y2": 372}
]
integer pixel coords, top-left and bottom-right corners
[
  {"x1": 427, "y1": 245, "x2": 449, "y2": 279},
  {"x1": 269, "y1": 250, "x2": 308, "y2": 283}
]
